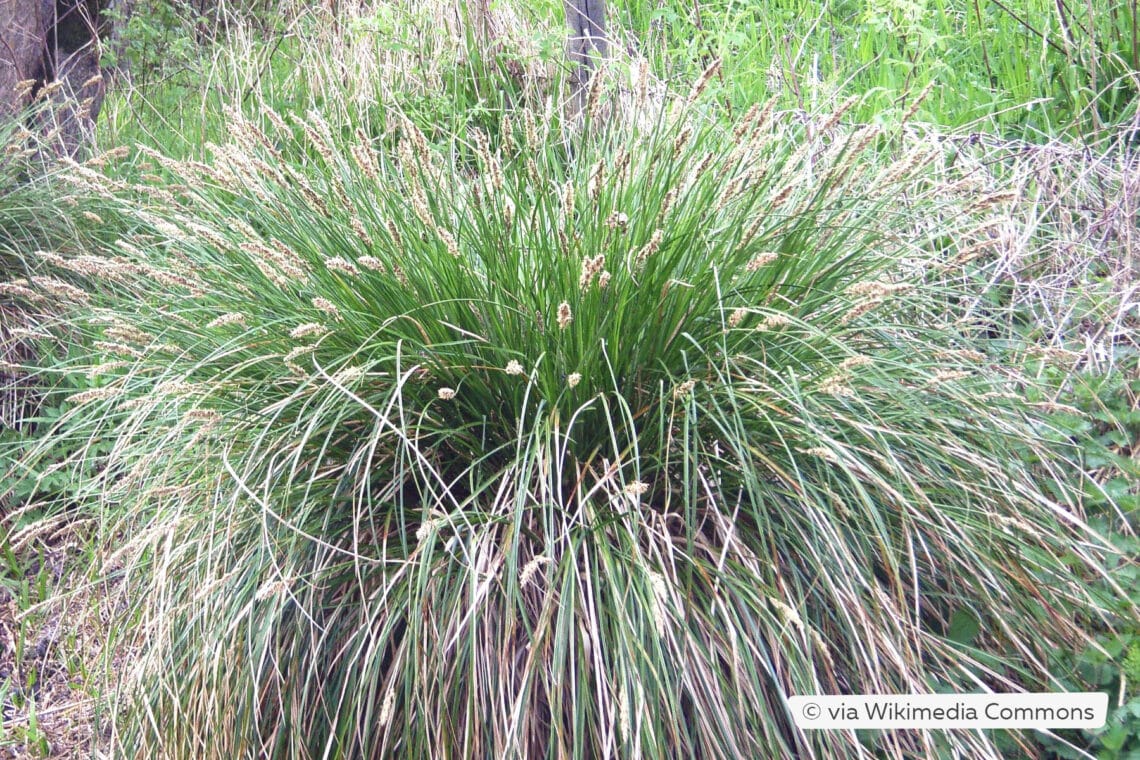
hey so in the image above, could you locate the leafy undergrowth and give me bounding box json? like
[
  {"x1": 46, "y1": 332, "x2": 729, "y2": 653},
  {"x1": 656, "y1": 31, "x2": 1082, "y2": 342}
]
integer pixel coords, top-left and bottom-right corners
[{"x1": 1033, "y1": 363, "x2": 1140, "y2": 759}]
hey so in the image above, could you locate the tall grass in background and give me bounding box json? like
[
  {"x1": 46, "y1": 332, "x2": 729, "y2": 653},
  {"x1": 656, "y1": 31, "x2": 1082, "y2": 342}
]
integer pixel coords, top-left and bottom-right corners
[
  {"x1": 96, "y1": 0, "x2": 1140, "y2": 158},
  {"x1": 610, "y1": 0, "x2": 1140, "y2": 138},
  {"x1": 98, "y1": 0, "x2": 564, "y2": 159},
  {"x1": 8, "y1": 46, "x2": 1133, "y2": 755}
]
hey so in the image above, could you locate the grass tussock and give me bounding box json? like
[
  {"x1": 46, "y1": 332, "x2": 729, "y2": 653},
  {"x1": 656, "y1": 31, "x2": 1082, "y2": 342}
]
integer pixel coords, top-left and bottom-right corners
[{"x1": 6, "y1": 72, "x2": 1133, "y2": 758}]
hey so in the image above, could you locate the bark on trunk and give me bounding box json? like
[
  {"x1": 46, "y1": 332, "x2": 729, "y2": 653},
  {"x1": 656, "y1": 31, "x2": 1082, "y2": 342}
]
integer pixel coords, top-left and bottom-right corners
[
  {"x1": 0, "y1": 0, "x2": 53, "y2": 120},
  {"x1": 1, "y1": 0, "x2": 108, "y2": 158}
]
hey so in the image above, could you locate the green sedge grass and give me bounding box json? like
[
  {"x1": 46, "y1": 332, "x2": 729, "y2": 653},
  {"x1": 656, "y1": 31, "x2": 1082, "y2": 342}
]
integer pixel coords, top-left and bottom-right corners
[{"x1": 9, "y1": 67, "x2": 1134, "y2": 758}]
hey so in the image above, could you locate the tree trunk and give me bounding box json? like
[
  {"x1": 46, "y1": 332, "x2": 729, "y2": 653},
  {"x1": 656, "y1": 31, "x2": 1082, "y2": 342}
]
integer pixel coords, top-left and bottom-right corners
[
  {"x1": 0, "y1": 0, "x2": 108, "y2": 158},
  {"x1": 0, "y1": 0, "x2": 53, "y2": 120}
]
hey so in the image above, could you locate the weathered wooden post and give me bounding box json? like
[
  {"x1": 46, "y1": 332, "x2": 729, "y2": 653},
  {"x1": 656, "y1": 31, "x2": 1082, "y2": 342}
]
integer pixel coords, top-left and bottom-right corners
[{"x1": 564, "y1": 0, "x2": 607, "y2": 120}]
